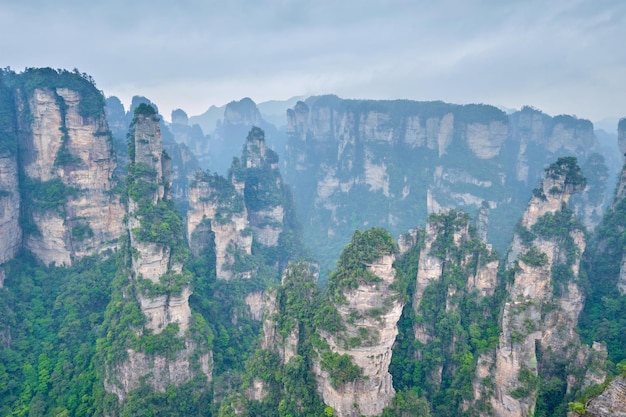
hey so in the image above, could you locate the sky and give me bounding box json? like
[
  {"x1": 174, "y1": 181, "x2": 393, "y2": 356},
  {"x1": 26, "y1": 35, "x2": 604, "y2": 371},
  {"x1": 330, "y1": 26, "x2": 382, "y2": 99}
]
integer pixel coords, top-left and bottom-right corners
[{"x1": 1, "y1": 0, "x2": 624, "y2": 130}]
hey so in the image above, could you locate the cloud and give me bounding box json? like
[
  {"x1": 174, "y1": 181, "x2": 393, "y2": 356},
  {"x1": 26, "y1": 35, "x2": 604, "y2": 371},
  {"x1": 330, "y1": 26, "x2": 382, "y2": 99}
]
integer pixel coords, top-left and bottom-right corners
[{"x1": 1, "y1": 0, "x2": 624, "y2": 125}]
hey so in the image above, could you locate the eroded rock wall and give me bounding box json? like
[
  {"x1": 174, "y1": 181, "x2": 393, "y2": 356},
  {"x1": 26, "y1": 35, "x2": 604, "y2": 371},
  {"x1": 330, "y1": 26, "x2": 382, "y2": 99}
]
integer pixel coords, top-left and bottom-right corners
[
  {"x1": 314, "y1": 254, "x2": 403, "y2": 417},
  {"x1": 488, "y1": 158, "x2": 597, "y2": 417},
  {"x1": 18, "y1": 86, "x2": 123, "y2": 266},
  {"x1": 106, "y1": 107, "x2": 211, "y2": 401}
]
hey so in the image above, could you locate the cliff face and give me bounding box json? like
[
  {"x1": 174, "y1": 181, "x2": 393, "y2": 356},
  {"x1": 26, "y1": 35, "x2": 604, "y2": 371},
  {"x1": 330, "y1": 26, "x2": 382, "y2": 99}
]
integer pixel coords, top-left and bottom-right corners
[
  {"x1": 0, "y1": 143, "x2": 21, "y2": 266},
  {"x1": 242, "y1": 127, "x2": 285, "y2": 248},
  {"x1": 488, "y1": 158, "x2": 598, "y2": 417},
  {"x1": 105, "y1": 105, "x2": 211, "y2": 401},
  {"x1": 284, "y1": 97, "x2": 609, "y2": 274},
  {"x1": 406, "y1": 210, "x2": 499, "y2": 414},
  {"x1": 4, "y1": 70, "x2": 125, "y2": 267},
  {"x1": 313, "y1": 229, "x2": 402, "y2": 417},
  {"x1": 187, "y1": 172, "x2": 252, "y2": 280},
  {"x1": 187, "y1": 126, "x2": 302, "y2": 279},
  {"x1": 0, "y1": 76, "x2": 21, "y2": 265},
  {"x1": 586, "y1": 377, "x2": 626, "y2": 417}
]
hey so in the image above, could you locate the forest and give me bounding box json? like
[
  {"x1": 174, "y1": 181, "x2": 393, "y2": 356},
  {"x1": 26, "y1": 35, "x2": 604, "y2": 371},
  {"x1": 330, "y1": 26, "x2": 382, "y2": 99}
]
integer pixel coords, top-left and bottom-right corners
[{"x1": 0, "y1": 68, "x2": 625, "y2": 417}]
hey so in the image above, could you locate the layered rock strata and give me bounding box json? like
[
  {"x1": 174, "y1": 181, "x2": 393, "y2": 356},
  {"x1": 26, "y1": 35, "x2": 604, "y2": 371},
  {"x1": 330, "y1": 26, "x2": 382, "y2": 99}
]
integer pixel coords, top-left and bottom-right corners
[
  {"x1": 187, "y1": 172, "x2": 252, "y2": 280},
  {"x1": 17, "y1": 84, "x2": 124, "y2": 266},
  {"x1": 489, "y1": 158, "x2": 596, "y2": 417},
  {"x1": 313, "y1": 234, "x2": 403, "y2": 417},
  {"x1": 106, "y1": 104, "x2": 211, "y2": 400}
]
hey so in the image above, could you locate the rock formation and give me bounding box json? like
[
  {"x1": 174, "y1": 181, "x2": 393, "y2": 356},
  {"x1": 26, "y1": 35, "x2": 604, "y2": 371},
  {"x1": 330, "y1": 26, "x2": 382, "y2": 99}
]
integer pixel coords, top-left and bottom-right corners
[
  {"x1": 586, "y1": 377, "x2": 626, "y2": 417},
  {"x1": 187, "y1": 126, "x2": 302, "y2": 279},
  {"x1": 488, "y1": 157, "x2": 597, "y2": 417},
  {"x1": 12, "y1": 69, "x2": 124, "y2": 266},
  {"x1": 187, "y1": 171, "x2": 252, "y2": 280},
  {"x1": 0, "y1": 76, "x2": 21, "y2": 264},
  {"x1": 104, "y1": 103, "x2": 211, "y2": 401},
  {"x1": 313, "y1": 229, "x2": 403, "y2": 417},
  {"x1": 198, "y1": 98, "x2": 284, "y2": 175},
  {"x1": 284, "y1": 96, "x2": 609, "y2": 275}
]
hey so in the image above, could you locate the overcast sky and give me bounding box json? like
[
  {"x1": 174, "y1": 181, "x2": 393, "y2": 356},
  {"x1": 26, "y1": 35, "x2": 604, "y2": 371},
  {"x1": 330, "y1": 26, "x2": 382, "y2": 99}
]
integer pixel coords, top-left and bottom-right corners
[{"x1": 1, "y1": 0, "x2": 624, "y2": 129}]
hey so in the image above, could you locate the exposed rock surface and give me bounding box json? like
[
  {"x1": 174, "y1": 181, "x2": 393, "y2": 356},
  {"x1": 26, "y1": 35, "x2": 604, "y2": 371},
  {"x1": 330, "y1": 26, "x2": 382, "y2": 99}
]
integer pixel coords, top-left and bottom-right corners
[
  {"x1": 489, "y1": 158, "x2": 597, "y2": 417},
  {"x1": 314, "y1": 253, "x2": 403, "y2": 417},
  {"x1": 107, "y1": 343, "x2": 213, "y2": 401},
  {"x1": 187, "y1": 172, "x2": 252, "y2": 280},
  {"x1": 284, "y1": 96, "x2": 608, "y2": 275},
  {"x1": 17, "y1": 85, "x2": 123, "y2": 266},
  {"x1": 586, "y1": 377, "x2": 626, "y2": 417},
  {"x1": 106, "y1": 105, "x2": 211, "y2": 400},
  {"x1": 0, "y1": 152, "x2": 21, "y2": 264}
]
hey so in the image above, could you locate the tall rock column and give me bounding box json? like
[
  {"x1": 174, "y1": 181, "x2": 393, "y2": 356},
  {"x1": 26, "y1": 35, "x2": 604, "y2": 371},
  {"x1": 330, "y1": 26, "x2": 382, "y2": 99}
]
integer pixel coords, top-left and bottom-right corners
[
  {"x1": 409, "y1": 210, "x2": 499, "y2": 414},
  {"x1": 0, "y1": 77, "x2": 21, "y2": 266},
  {"x1": 187, "y1": 171, "x2": 252, "y2": 280},
  {"x1": 15, "y1": 71, "x2": 124, "y2": 266},
  {"x1": 104, "y1": 104, "x2": 211, "y2": 401},
  {"x1": 313, "y1": 228, "x2": 403, "y2": 417},
  {"x1": 490, "y1": 157, "x2": 592, "y2": 417}
]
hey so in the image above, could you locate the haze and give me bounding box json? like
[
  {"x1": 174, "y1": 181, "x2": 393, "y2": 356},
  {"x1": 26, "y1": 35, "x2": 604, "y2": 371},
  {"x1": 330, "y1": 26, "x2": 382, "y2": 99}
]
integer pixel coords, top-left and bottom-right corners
[{"x1": 1, "y1": 0, "x2": 624, "y2": 129}]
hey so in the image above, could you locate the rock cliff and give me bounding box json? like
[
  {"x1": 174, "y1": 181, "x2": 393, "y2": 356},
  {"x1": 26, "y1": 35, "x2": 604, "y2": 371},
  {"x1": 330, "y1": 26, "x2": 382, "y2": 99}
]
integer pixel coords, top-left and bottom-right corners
[
  {"x1": 187, "y1": 126, "x2": 302, "y2": 280},
  {"x1": 104, "y1": 104, "x2": 211, "y2": 401},
  {"x1": 284, "y1": 96, "x2": 610, "y2": 275},
  {"x1": 313, "y1": 229, "x2": 403, "y2": 417},
  {"x1": 586, "y1": 377, "x2": 626, "y2": 417},
  {"x1": 187, "y1": 171, "x2": 252, "y2": 280},
  {"x1": 488, "y1": 157, "x2": 599, "y2": 417},
  {"x1": 405, "y1": 210, "x2": 499, "y2": 414},
  {"x1": 0, "y1": 76, "x2": 21, "y2": 264},
  {"x1": 10, "y1": 69, "x2": 124, "y2": 266}
]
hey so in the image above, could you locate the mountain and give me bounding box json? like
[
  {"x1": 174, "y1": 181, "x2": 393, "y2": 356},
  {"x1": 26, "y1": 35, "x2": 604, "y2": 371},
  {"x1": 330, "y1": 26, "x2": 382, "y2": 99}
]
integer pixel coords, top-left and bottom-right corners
[
  {"x1": 187, "y1": 98, "x2": 286, "y2": 175},
  {"x1": 0, "y1": 68, "x2": 124, "y2": 267},
  {"x1": 283, "y1": 96, "x2": 615, "y2": 277},
  {"x1": 1, "y1": 68, "x2": 626, "y2": 417}
]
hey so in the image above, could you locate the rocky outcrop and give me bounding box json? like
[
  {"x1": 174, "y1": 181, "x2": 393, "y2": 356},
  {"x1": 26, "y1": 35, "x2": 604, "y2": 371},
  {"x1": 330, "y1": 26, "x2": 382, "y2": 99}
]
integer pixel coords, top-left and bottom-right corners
[
  {"x1": 106, "y1": 104, "x2": 211, "y2": 400},
  {"x1": 312, "y1": 229, "x2": 402, "y2": 417},
  {"x1": 407, "y1": 210, "x2": 498, "y2": 410},
  {"x1": 489, "y1": 158, "x2": 597, "y2": 417},
  {"x1": 187, "y1": 126, "x2": 302, "y2": 280},
  {"x1": 0, "y1": 151, "x2": 21, "y2": 264},
  {"x1": 241, "y1": 127, "x2": 287, "y2": 249},
  {"x1": 243, "y1": 262, "x2": 320, "y2": 405},
  {"x1": 586, "y1": 377, "x2": 626, "y2": 417},
  {"x1": 314, "y1": 253, "x2": 403, "y2": 417},
  {"x1": 284, "y1": 96, "x2": 609, "y2": 278},
  {"x1": 107, "y1": 342, "x2": 213, "y2": 401},
  {"x1": 169, "y1": 108, "x2": 208, "y2": 173},
  {"x1": 16, "y1": 79, "x2": 124, "y2": 266},
  {"x1": 0, "y1": 76, "x2": 21, "y2": 265},
  {"x1": 187, "y1": 172, "x2": 252, "y2": 280}
]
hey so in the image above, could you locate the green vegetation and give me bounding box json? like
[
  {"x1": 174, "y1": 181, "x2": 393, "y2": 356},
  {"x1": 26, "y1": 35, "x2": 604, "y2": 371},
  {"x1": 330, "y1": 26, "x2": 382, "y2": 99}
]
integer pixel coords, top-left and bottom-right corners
[
  {"x1": 0, "y1": 253, "x2": 117, "y2": 417},
  {"x1": 579, "y1": 190, "x2": 626, "y2": 365},
  {"x1": 133, "y1": 102, "x2": 157, "y2": 117},
  {"x1": 381, "y1": 389, "x2": 432, "y2": 417},
  {"x1": 13, "y1": 68, "x2": 105, "y2": 120},
  {"x1": 0, "y1": 71, "x2": 17, "y2": 155},
  {"x1": 320, "y1": 352, "x2": 362, "y2": 388},
  {"x1": 520, "y1": 247, "x2": 548, "y2": 267},
  {"x1": 546, "y1": 157, "x2": 586, "y2": 189},
  {"x1": 71, "y1": 224, "x2": 94, "y2": 241},
  {"x1": 389, "y1": 211, "x2": 502, "y2": 416},
  {"x1": 236, "y1": 261, "x2": 327, "y2": 416},
  {"x1": 327, "y1": 228, "x2": 397, "y2": 302}
]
